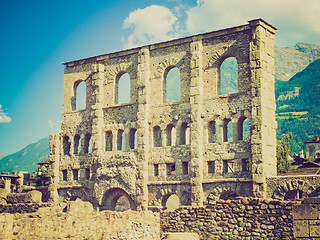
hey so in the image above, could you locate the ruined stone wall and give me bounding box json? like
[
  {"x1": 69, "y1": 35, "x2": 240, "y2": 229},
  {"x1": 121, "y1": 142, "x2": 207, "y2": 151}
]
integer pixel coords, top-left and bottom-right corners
[
  {"x1": 1, "y1": 198, "x2": 319, "y2": 239},
  {"x1": 0, "y1": 202, "x2": 160, "y2": 240},
  {"x1": 161, "y1": 198, "x2": 295, "y2": 240},
  {"x1": 49, "y1": 19, "x2": 277, "y2": 210}
]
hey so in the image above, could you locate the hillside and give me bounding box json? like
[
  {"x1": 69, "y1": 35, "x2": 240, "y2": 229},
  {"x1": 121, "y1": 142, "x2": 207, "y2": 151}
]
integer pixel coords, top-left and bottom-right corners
[
  {"x1": 0, "y1": 138, "x2": 49, "y2": 173},
  {"x1": 0, "y1": 152, "x2": 6, "y2": 160},
  {"x1": 276, "y1": 59, "x2": 320, "y2": 152},
  {"x1": 275, "y1": 43, "x2": 320, "y2": 81}
]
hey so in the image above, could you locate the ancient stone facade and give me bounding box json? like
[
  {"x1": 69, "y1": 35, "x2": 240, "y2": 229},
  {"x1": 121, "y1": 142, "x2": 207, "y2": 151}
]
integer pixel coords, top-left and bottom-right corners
[{"x1": 48, "y1": 19, "x2": 277, "y2": 210}]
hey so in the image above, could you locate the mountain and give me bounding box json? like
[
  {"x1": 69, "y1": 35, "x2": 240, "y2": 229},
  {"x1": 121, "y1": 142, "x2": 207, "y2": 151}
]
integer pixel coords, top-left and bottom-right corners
[
  {"x1": 0, "y1": 138, "x2": 49, "y2": 174},
  {"x1": 276, "y1": 59, "x2": 320, "y2": 152},
  {"x1": 0, "y1": 152, "x2": 6, "y2": 160},
  {"x1": 275, "y1": 43, "x2": 320, "y2": 81}
]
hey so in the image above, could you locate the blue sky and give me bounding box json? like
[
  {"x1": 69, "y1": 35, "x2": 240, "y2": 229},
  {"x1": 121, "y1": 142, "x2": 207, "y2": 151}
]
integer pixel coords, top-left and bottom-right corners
[{"x1": 1, "y1": 0, "x2": 320, "y2": 155}]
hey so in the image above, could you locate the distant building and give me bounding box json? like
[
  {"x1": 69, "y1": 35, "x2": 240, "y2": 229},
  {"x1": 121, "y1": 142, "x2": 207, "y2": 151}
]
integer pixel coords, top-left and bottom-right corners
[
  {"x1": 0, "y1": 172, "x2": 20, "y2": 193},
  {"x1": 305, "y1": 136, "x2": 320, "y2": 158}
]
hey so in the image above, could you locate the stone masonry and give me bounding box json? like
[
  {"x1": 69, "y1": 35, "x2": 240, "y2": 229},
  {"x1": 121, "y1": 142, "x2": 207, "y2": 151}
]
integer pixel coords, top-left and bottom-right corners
[{"x1": 48, "y1": 19, "x2": 277, "y2": 210}]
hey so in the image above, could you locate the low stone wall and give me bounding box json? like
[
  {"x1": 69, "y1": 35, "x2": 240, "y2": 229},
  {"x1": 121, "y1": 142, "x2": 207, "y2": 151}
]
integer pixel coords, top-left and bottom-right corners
[
  {"x1": 0, "y1": 203, "x2": 50, "y2": 214},
  {"x1": 161, "y1": 198, "x2": 295, "y2": 239},
  {"x1": 0, "y1": 199, "x2": 160, "y2": 240}
]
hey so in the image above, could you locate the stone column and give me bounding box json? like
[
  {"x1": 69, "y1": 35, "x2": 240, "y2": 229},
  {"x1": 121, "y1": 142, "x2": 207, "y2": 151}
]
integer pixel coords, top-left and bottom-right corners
[
  {"x1": 136, "y1": 47, "x2": 151, "y2": 210},
  {"x1": 91, "y1": 64, "x2": 105, "y2": 156},
  {"x1": 48, "y1": 133, "x2": 60, "y2": 204},
  {"x1": 249, "y1": 19, "x2": 277, "y2": 198},
  {"x1": 4, "y1": 177, "x2": 11, "y2": 193},
  {"x1": 189, "y1": 39, "x2": 204, "y2": 206}
]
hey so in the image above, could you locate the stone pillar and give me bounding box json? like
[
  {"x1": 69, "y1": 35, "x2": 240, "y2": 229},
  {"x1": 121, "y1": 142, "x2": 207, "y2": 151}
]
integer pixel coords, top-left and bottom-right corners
[
  {"x1": 136, "y1": 47, "x2": 151, "y2": 210},
  {"x1": 232, "y1": 118, "x2": 238, "y2": 143},
  {"x1": 216, "y1": 119, "x2": 224, "y2": 144},
  {"x1": 48, "y1": 133, "x2": 60, "y2": 204},
  {"x1": 189, "y1": 39, "x2": 204, "y2": 206},
  {"x1": 4, "y1": 177, "x2": 11, "y2": 193},
  {"x1": 249, "y1": 19, "x2": 277, "y2": 198},
  {"x1": 91, "y1": 64, "x2": 105, "y2": 156}
]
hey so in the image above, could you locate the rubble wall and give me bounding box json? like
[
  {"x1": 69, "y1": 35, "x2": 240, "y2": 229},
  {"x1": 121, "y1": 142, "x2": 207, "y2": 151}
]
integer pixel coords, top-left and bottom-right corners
[
  {"x1": 0, "y1": 205, "x2": 160, "y2": 240},
  {"x1": 161, "y1": 198, "x2": 295, "y2": 240}
]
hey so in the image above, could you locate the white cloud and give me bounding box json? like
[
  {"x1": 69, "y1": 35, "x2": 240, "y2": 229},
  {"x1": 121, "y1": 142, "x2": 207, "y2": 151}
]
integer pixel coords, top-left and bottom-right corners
[
  {"x1": 48, "y1": 119, "x2": 62, "y2": 130},
  {"x1": 186, "y1": 0, "x2": 320, "y2": 46},
  {"x1": 0, "y1": 105, "x2": 12, "y2": 123},
  {"x1": 123, "y1": 5, "x2": 179, "y2": 48},
  {"x1": 48, "y1": 120, "x2": 56, "y2": 129}
]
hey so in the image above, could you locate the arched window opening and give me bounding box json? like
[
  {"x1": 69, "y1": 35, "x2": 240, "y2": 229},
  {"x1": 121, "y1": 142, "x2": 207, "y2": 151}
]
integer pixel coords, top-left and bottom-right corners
[
  {"x1": 238, "y1": 117, "x2": 250, "y2": 141},
  {"x1": 208, "y1": 121, "x2": 217, "y2": 143},
  {"x1": 162, "y1": 194, "x2": 180, "y2": 211},
  {"x1": 164, "y1": 67, "x2": 180, "y2": 103},
  {"x1": 63, "y1": 136, "x2": 71, "y2": 156},
  {"x1": 220, "y1": 190, "x2": 239, "y2": 200},
  {"x1": 100, "y1": 188, "x2": 136, "y2": 211},
  {"x1": 180, "y1": 123, "x2": 190, "y2": 145},
  {"x1": 153, "y1": 126, "x2": 162, "y2": 147},
  {"x1": 223, "y1": 119, "x2": 233, "y2": 142},
  {"x1": 105, "y1": 131, "x2": 113, "y2": 151},
  {"x1": 117, "y1": 130, "x2": 125, "y2": 150},
  {"x1": 129, "y1": 128, "x2": 137, "y2": 150},
  {"x1": 220, "y1": 57, "x2": 238, "y2": 95},
  {"x1": 114, "y1": 195, "x2": 131, "y2": 212},
  {"x1": 166, "y1": 124, "x2": 176, "y2": 146},
  {"x1": 84, "y1": 133, "x2": 92, "y2": 154},
  {"x1": 73, "y1": 81, "x2": 87, "y2": 110},
  {"x1": 73, "y1": 134, "x2": 80, "y2": 155},
  {"x1": 284, "y1": 189, "x2": 304, "y2": 201},
  {"x1": 116, "y1": 73, "x2": 131, "y2": 104}
]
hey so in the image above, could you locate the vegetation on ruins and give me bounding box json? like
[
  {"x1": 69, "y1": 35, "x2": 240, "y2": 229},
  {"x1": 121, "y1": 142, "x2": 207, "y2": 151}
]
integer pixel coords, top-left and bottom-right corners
[{"x1": 35, "y1": 163, "x2": 50, "y2": 186}]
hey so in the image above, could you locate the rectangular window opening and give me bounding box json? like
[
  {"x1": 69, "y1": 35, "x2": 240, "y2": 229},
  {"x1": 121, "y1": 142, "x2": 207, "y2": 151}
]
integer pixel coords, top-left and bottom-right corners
[
  {"x1": 85, "y1": 168, "x2": 90, "y2": 180},
  {"x1": 242, "y1": 159, "x2": 249, "y2": 172},
  {"x1": 223, "y1": 160, "x2": 234, "y2": 173},
  {"x1": 208, "y1": 161, "x2": 215, "y2": 174},
  {"x1": 154, "y1": 164, "x2": 159, "y2": 176},
  {"x1": 182, "y1": 162, "x2": 189, "y2": 175},
  {"x1": 73, "y1": 169, "x2": 79, "y2": 181},
  {"x1": 62, "y1": 170, "x2": 67, "y2": 181},
  {"x1": 166, "y1": 163, "x2": 176, "y2": 176}
]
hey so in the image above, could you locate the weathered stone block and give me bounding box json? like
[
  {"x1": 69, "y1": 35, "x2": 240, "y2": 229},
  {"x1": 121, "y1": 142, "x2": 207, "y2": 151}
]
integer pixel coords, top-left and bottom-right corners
[{"x1": 6, "y1": 190, "x2": 42, "y2": 204}]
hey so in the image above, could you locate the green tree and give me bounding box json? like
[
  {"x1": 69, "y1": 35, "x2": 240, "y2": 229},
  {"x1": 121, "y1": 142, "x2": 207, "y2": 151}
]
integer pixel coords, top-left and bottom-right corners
[{"x1": 277, "y1": 133, "x2": 293, "y2": 175}]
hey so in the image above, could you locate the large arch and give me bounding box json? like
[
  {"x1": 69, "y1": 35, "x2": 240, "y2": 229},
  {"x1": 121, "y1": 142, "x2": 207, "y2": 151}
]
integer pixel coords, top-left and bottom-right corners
[
  {"x1": 219, "y1": 57, "x2": 238, "y2": 95},
  {"x1": 115, "y1": 72, "x2": 131, "y2": 104},
  {"x1": 73, "y1": 80, "x2": 87, "y2": 110},
  {"x1": 164, "y1": 66, "x2": 181, "y2": 103},
  {"x1": 100, "y1": 188, "x2": 136, "y2": 211}
]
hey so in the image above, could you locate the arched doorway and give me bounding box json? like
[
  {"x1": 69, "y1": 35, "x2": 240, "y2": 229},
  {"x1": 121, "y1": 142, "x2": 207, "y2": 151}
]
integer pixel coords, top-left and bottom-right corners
[
  {"x1": 161, "y1": 194, "x2": 180, "y2": 211},
  {"x1": 100, "y1": 188, "x2": 136, "y2": 211}
]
